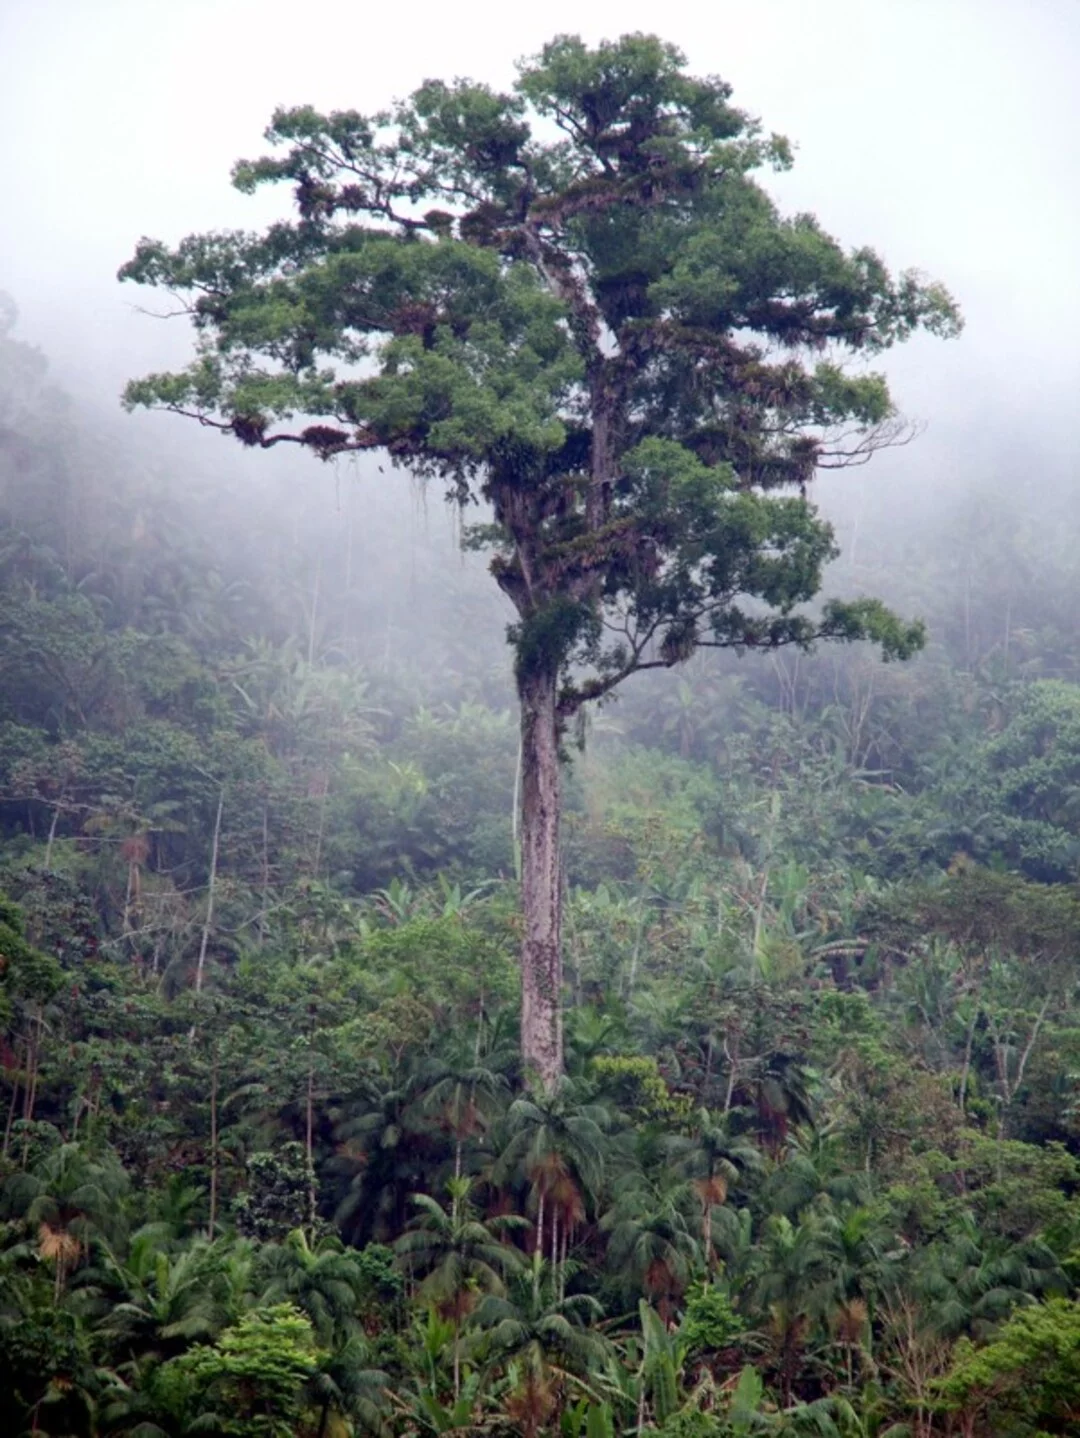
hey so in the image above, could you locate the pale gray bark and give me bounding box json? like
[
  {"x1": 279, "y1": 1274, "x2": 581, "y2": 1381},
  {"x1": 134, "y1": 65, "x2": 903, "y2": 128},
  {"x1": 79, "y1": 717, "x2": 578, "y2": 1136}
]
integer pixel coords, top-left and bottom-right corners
[
  {"x1": 195, "y1": 788, "x2": 224, "y2": 995},
  {"x1": 44, "y1": 799, "x2": 62, "y2": 870},
  {"x1": 518, "y1": 664, "x2": 563, "y2": 1091}
]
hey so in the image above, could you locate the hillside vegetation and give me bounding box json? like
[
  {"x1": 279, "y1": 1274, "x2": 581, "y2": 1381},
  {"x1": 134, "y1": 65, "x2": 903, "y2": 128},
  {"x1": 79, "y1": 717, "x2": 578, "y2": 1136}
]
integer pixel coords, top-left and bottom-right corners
[{"x1": 3, "y1": 249, "x2": 1080, "y2": 1433}]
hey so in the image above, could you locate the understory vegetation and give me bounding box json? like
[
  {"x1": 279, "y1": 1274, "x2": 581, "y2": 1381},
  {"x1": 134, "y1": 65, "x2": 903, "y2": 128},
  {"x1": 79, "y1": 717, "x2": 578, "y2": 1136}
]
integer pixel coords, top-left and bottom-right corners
[{"x1": 5, "y1": 302, "x2": 1080, "y2": 1437}]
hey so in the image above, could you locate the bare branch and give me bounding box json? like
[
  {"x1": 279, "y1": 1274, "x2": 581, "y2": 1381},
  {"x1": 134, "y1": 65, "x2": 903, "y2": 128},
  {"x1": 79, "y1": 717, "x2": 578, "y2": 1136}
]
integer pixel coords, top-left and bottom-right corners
[{"x1": 818, "y1": 416, "x2": 923, "y2": 468}]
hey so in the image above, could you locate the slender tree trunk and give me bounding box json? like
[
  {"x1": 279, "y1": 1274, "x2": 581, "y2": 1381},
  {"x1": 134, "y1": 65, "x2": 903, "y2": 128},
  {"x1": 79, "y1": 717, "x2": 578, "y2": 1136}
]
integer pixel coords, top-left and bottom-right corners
[
  {"x1": 311, "y1": 774, "x2": 329, "y2": 881},
  {"x1": 307, "y1": 557, "x2": 320, "y2": 666},
  {"x1": 1015, "y1": 993, "x2": 1052, "y2": 1095},
  {"x1": 305, "y1": 1056, "x2": 317, "y2": 1238},
  {"x1": 722, "y1": 1035, "x2": 738, "y2": 1115},
  {"x1": 122, "y1": 859, "x2": 135, "y2": 937},
  {"x1": 208, "y1": 1052, "x2": 219, "y2": 1238},
  {"x1": 258, "y1": 801, "x2": 270, "y2": 949},
  {"x1": 624, "y1": 908, "x2": 645, "y2": 1001},
  {"x1": 518, "y1": 664, "x2": 563, "y2": 1090},
  {"x1": 2, "y1": 1039, "x2": 22, "y2": 1159},
  {"x1": 306, "y1": 1058, "x2": 315, "y2": 1172},
  {"x1": 534, "y1": 1188, "x2": 545, "y2": 1304},
  {"x1": 23, "y1": 1007, "x2": 42, "y2": 1124},
  {"x1": 958, "y1": 998, "x2": 979, "y2": 1116},
  {"x1": 44, "y1": 799, "x2": 62, "y2": 870},
  {"x1": 195, "y1": 787, "x2": 224, "y2": 994}
]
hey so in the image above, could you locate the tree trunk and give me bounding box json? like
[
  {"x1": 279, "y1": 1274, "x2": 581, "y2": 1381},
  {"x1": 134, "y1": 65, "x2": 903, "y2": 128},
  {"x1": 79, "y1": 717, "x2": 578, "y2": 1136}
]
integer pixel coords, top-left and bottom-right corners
[
  {"x1": 518, "y1": 664, "x2": 563, "y2": 1091},
  {"x1": 258, "y1": 801, "x2": 270, "y2": 949},
  {"x1": 208, "y1": 1052, "x2": 219, "y2": 1239},
  {"x1": 305, "y1": 1056, "x2": 317, "y2": 1239},
  {"x1": 195, "y1": 787, "x2": 225, "y2": 995},
  {"x1": 23, "y1": 1007, "x2": 42, "y2": 1125},
  {"x1": 2, "y1": 1039, "x2": 22, "y2": 1159},
  {"x1": 44, "y1": 799, "x2": 62, "y2": 871},
  {"x1": 958, "y1": 996, "x2": 979, "y2": 1116}
]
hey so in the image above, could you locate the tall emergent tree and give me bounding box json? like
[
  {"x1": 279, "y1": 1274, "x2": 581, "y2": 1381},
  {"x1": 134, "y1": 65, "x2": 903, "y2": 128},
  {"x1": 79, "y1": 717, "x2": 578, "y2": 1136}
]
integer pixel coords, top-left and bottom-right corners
[{"x1": 120, "y1": 34, "x2": 960, "y2": 1089}]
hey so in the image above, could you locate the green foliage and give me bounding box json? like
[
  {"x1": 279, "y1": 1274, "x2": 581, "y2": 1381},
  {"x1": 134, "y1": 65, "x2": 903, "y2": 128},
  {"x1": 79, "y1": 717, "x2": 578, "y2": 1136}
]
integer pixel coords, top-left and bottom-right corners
[
  {"x1": 158, "y1": 1303, "x2": 320, "y2": 1437},
  {"x1": 0, "y1": 894, "x2": 61, "y2": 1027},
  {"x1": 592, "y1": 1055, "x2": 692, "y2": 1122},
  {"x1": 121, "y1": 33, "x2": 956, "y2": 715},
  {"x1": 7, "y1": 32, "x2": 1080, "y2": 1438},
  {"x1": 235, "y1": 1145, "x2": 315, "y2": 1243},
  {"x1": 680, "y1": 1282, "x2": 744, "y2": 1356},
  {"x1": 0, "y1": 1289, "x2": 92, "y2": 1437},
  {"x1": 937, "y1": 1296, "x2": 1080, "y2": 1434}
]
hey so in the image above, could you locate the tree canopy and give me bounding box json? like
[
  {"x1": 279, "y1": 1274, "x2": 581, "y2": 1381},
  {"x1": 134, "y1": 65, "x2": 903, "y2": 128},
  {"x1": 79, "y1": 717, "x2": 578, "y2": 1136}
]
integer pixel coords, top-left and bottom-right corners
[{"x1": 121, "y1": 32, "x2": 958, "y2": 710}]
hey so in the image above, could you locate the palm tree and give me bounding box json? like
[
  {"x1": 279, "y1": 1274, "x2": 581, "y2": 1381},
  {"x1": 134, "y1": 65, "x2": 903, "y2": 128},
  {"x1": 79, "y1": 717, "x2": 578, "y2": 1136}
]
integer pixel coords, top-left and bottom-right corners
[
  {"x1": 914, "y1": 1218, "x2": 1064, "y2": 1341},
  {"x1": 94, "y1": 1230, "x2": 233, "y2": 1359},
  {"x1": 396, "y1": 1177, "x2": 525, "y2": 1400},
  {"x1": 409, "y1": 1048, "x2": 511, "y2": 1184},
  {"x1": 99, "y1": 1351, "x2": 180, "y2": 1438},
  {"x1": 0, "y1": 1257, "x2": 106, "y2": 1438},
  {"x1": 756, "y1": 1052, "x2": 817, "y2": 1159},
  {"x1": 218, "y1": 1238, "x2": 259, "y2": 1325},
  {"x1": 814, "y1": 1204, "x2": 889, "y2": 1390},
  {"x1": 469, "y1": 1255, "x2": 614, "y2": 1438},
  {"x1": 254, "y1": 1230, "x2": 395, "y2": 1436},
  {"x1": 763, "y1": 1126, "x2": 867, "y2": 1219},
  {"x1": 753, "y1": 1212, "x2": 834, "y2": 1407},
  {"x1": 601, "y1": 1172, "x2": 702, "y2": 1322},
  {"x1": 333, "y1": 1070, "x2": 435, "y2": 1244},
  {"x1": 309, "y1": 1333, "x2": 390, "y2": 1438},
  {"x1": 2, "y1": 1141, "x2": 128, "y2": 1298},
  {"x1": 393, "y1": 1307, "x2": 495, "y2": 1436},
  {"x1": 492, "y1": 1087, "x2": 608, "y2": 1301},
  {"x1": 145, "y1": 1173, "x2": 205, "y2": 1241},
  {"x1": 667, "y1": 1109, "x2": 761, "y2": 1279},
  {"x1": 256, "y1": 1227, "x2": 369, "y2": 1347}
]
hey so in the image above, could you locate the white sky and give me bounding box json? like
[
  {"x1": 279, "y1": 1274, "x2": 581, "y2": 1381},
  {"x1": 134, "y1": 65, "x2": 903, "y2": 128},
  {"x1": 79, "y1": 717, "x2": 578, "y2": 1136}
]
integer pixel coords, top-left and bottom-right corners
[{"x1": 1, "y1": 0, "x2": 1078, "y2": 474}]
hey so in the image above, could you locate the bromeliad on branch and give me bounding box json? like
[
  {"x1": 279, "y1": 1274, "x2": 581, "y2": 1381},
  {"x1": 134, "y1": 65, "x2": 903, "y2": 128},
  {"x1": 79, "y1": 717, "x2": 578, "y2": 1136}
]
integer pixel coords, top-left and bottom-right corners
[{"x1": 120, "y1": 32, "x2": 961, "y2": 1090}]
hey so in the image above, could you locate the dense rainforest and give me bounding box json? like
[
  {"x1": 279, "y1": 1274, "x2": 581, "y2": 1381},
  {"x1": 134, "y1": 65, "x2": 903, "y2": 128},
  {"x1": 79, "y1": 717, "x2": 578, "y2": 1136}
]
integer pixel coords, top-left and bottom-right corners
[{"x1": 5, "y1": 44, "x2": 1080, "y2": 1438}]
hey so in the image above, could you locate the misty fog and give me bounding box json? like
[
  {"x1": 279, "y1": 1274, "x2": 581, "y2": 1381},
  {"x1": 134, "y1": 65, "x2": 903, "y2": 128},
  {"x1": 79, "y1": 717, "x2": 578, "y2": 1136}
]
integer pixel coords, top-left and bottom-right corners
[
  {"x1": 7, "y1": 13, "x2": 1080, "y2": 1429},
  {"x1": 0, "y1": 0, "x2": 1075, "y2": 745},
  {"x1": 0, "y1": 2, "x2": 1075, "y2": 808},
  {"x1": 4, "y1": 0, "x2": 1080, "y2": 493}
]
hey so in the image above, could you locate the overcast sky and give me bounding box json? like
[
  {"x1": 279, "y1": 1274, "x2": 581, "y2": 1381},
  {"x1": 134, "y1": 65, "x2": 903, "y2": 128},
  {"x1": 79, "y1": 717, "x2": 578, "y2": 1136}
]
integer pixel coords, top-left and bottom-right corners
[{"x1": 1, "y1": 0, "x2": 1078, "y2": 477}]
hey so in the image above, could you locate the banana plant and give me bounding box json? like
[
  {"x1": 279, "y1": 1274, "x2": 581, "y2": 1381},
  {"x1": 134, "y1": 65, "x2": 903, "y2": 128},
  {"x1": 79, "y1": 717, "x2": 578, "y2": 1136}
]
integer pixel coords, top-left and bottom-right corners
[
  {"x1": 636, "y1": 1300, "x2": 688, "y2": 1429},
  {"x1": 561, "y1": 1394, "x2": 615, "y2": 1438}
]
